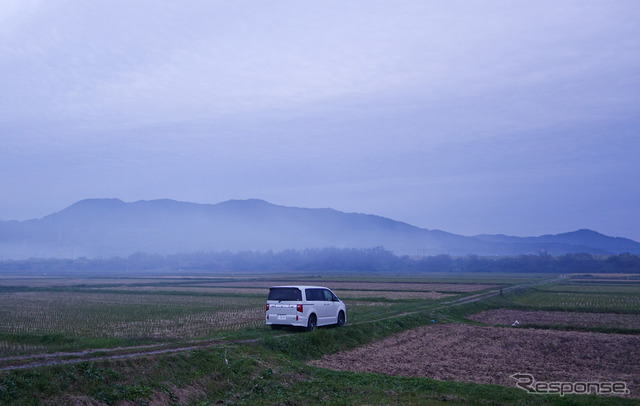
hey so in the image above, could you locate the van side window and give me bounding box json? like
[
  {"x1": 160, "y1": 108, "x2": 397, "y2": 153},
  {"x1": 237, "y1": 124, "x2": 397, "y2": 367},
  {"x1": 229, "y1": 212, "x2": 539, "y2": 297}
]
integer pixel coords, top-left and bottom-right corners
[
  {"x1": 305, "y1": 288, "x2": 324, "y2": 301},
  {"x1": 323, "y1": 289, "x2": 334, "y2": 301}
]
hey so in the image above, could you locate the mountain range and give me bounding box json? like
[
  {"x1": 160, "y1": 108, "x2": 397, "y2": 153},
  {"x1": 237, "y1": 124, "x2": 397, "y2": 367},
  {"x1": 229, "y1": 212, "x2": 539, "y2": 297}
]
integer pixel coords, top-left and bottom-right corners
[{"x1": 1, "y1": 198, "x2": 639, "y2": 259}]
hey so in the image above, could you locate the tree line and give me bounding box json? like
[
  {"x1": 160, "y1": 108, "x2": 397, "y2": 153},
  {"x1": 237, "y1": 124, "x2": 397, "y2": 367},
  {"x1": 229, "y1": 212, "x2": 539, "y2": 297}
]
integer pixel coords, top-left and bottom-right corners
[{"x1": 1, "y1": 248, "x2": 639, "y2": 275}]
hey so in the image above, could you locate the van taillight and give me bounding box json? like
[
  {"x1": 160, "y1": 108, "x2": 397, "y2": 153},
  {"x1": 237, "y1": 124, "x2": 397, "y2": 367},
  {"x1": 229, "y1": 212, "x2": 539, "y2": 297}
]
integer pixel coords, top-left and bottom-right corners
[
  {"x1": 266, "y1": 303, "x2": 270, "y2": 311},
  {"x1": 296, "y1": 304, "x2": 303, "y2": 312}
]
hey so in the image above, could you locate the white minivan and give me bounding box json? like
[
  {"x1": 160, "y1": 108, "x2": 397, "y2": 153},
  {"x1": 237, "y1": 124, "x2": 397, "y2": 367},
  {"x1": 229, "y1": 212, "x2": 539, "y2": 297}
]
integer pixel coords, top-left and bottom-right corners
[{"x1": 265, "y1": 286, "x2": 346, "y2": 331}]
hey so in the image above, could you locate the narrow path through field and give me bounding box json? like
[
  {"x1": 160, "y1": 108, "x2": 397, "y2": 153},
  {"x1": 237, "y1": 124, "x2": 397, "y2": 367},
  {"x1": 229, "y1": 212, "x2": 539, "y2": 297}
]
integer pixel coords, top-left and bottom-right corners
[
  {"x1": 350, "y1": 275, "x2": 564, "y2": 324},
  {"x1": 0, "y1": 276, "x2": 562, "y2": 372}
]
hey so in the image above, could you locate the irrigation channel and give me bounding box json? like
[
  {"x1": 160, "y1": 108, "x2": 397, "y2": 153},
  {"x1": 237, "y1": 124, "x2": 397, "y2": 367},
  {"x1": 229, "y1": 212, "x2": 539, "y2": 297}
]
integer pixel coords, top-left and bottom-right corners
[{"x1": 0, "y1": 276, "x2": 563, "y2": 372}]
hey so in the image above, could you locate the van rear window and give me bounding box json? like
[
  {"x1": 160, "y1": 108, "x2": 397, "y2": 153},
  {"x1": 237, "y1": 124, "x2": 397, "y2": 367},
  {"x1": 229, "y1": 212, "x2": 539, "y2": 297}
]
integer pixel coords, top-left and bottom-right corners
[{"x1": 268, "y1": 287, "x2": 302, "y2": 301}]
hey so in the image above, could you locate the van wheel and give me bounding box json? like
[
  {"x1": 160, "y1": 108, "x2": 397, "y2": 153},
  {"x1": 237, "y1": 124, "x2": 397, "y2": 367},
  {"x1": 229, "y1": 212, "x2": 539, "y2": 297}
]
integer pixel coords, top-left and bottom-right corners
[
  {"x1": 337, "y1": 311, "x2": 345, "y2": 327},
  {"x1": 306, "y1": 314, "x2": 317, "y2": 332}
]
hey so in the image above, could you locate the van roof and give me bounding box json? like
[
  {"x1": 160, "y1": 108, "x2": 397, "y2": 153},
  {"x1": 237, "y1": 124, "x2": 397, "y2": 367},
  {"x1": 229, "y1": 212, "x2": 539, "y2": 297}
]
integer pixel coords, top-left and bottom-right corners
[{"x1": 269, "y1": 285, "x2": 331, "y2": 290}]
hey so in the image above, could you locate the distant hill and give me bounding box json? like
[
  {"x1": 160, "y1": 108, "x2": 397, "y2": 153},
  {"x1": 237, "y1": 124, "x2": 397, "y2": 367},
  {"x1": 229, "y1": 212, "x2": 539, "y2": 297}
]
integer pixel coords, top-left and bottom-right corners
[{"x1": 1, "y1": 198, "x2": 639, "y2": 259}]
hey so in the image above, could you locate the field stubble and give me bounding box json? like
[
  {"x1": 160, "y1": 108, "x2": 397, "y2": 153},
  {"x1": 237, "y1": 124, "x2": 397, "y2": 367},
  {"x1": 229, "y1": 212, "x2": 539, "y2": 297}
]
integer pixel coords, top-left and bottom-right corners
[
  {"x1": 0, "y1": 291, "x2": 264, "y2": 356},
  {"x1": 513, "y1": 291, "x2": 640, "y2": 313}
]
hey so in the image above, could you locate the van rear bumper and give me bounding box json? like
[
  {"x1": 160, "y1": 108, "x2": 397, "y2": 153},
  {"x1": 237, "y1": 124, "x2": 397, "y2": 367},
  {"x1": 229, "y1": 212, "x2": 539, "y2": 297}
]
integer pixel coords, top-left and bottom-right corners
[{"x1": 265, "y1": 314, "x2": 307, "y2": 327}]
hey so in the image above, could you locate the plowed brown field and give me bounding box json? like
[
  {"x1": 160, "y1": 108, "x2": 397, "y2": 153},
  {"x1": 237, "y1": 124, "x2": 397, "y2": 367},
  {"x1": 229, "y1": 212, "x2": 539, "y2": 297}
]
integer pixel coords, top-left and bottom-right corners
[
  {"x1": 469, "y1": 309, "x2": 640, "y2": 329},
  {"x1": 312, "y1": 324, "x2": 640, "y2": 397}
]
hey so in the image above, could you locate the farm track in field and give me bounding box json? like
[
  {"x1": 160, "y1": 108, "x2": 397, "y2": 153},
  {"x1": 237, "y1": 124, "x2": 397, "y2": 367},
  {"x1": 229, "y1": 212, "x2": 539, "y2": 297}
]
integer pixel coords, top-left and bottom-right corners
[
  {"x1": 0, "y1": 337, "x2": 259, "y2": 372},
  {"x1": 352, "y1": 276, "x2": 565, "y2": 324},
  {"x1": 0, "y1": 276, "x2": 563, "y2": 372}
]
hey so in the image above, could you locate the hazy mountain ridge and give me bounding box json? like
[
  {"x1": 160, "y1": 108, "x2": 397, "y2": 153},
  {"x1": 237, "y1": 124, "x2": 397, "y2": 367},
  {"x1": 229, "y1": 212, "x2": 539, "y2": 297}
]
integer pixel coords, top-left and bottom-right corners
[{"x1": 1, "y1": 198, "x2": 638, "y2": 259}]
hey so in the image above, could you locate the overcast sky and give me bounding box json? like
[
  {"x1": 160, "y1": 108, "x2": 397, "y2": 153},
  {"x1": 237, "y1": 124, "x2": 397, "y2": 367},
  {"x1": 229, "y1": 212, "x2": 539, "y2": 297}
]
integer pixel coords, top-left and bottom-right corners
[{"x1": 1, "y1": 1, "x2": 639, "y2": 241}]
